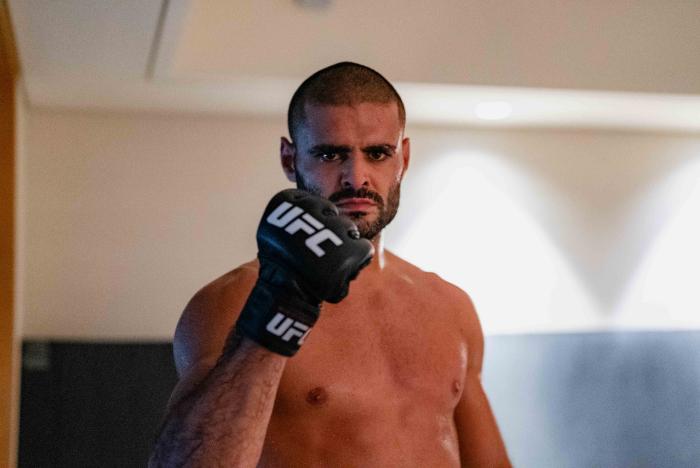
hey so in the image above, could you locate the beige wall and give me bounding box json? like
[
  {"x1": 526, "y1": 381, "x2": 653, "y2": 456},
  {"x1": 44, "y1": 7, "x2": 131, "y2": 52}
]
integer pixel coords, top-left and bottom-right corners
[
  {"x1": 20, "y1": 108, "x2": 700, "y2": 339},
  {"x1": 22, "y1": 109, "x2": 288, "y2": 340}
]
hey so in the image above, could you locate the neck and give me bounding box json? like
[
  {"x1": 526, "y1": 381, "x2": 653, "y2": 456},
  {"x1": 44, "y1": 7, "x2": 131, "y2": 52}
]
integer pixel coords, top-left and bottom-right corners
[{"x1": 367, "y1": 232, "x2": 386, "y2": 271}]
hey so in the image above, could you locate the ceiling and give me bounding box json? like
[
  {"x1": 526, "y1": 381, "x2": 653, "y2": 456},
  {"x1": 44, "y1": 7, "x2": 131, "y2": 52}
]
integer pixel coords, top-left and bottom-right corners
[{"x1": 8, "y1": 0, "x2": 700, "y2": 131}]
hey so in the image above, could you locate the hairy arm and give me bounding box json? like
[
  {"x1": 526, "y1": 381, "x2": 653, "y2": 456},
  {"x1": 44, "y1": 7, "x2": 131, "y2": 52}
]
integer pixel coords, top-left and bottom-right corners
[
  {"x1": 453, "y1": 292, "x2": 512, "y2": 467},
  {"x1": 149, "y1": 264, "x2": 287, "y2": 468}
]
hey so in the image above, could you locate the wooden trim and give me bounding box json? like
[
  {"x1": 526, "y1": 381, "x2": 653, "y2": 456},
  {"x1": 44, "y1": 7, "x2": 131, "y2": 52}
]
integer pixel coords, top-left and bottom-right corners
[
  {"x1": 0, "y1": 79, "x2": 16, "y2": 468},
  {"x1": 0, "y1": 0, "x2": 19, "y2": 77},
  {"x1": 0, "y1": 1, "x2": 18, "y2": 466}
]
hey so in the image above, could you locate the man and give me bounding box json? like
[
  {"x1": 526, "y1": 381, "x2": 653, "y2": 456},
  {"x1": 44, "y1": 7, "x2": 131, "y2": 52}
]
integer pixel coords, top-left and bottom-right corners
[{"x1": 149, "y1": 62, "x2": 511, "y2": 467}]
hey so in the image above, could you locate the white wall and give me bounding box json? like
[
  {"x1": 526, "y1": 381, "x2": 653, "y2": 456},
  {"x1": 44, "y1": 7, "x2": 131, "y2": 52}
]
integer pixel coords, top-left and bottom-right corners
[
  {"x1": 393, "y1": 127, "x2": 700, "y2": 333},
  {"x1": 20, "y1": 108, "x2": 700, "y2": 339}
]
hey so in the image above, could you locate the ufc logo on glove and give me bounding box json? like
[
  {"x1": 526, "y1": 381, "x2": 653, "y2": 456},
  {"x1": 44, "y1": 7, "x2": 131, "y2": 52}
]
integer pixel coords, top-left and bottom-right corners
[
  {"x1": 266, "y1": 201, "x2": 344, "y2": 257},
  {"x1": 265, "y1": 312, "x2": 311, "y2": 344}
]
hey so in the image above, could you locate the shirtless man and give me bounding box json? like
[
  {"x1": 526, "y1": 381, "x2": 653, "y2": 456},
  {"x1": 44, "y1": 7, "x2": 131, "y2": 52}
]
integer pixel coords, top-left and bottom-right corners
[{"x1": 149, "y1": 62, "x2": 511, "y2": 467}]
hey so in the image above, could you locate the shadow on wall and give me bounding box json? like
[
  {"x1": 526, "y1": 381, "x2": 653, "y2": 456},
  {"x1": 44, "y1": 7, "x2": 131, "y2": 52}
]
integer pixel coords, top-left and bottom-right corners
[{"x1": 484, "y1": 331, "x2": 700, "y2": 468}]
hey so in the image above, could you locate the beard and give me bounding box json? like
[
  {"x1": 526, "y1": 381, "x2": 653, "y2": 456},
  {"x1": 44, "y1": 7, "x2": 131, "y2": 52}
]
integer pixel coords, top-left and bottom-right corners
[{"x1": 295, "y1": 169, "x2": 401, "y2": 240}]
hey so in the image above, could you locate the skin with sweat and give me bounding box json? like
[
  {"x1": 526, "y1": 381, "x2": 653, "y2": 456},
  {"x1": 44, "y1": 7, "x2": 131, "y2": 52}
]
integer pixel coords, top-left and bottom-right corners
[{"x1": 168, "y1": 102, "x2": 511, "y2": 467}]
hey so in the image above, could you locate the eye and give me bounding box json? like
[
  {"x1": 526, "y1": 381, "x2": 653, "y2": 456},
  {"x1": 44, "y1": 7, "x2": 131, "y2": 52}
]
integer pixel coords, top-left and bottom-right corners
[
  {"x1": 316, "y1": 152, "x2": 343, "y2": 162},
  {"x1": 314, "y1": 151, "x2": 345, "y2": 162},
  {"x1": 367, "y1": 150, "x2": 390, "y2": 161}
]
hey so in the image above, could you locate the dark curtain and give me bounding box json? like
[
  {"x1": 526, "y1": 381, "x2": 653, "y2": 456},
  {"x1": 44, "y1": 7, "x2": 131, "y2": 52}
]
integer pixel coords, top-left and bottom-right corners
[{"x1": 19, "y1": 342, "x2": 177, "y2": 468}]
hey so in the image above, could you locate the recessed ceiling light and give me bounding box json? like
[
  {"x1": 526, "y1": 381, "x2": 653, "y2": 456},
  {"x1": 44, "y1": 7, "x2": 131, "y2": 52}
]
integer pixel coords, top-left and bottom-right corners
[
  {"x1": 475, "y1": 101, "x2": 512, "y2": 120},
  {"x1": 294, "y1": 0, "x2": 333, "y2": 9}
]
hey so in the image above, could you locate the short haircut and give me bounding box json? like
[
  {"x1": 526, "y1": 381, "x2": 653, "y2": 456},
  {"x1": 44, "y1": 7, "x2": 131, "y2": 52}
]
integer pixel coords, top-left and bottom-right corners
[{"x1": 287, "y1": 62, "x2": 406, "y2": 143}]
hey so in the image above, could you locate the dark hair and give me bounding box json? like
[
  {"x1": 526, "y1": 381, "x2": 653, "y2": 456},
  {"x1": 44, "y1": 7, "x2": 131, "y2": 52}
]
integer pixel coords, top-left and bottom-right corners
[{"x1": 287, "y1": 62, "x2": 406, "y2": 142}]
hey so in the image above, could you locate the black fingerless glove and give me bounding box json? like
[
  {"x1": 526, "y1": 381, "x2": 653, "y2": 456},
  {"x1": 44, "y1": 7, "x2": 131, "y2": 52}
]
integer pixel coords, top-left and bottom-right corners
[{"x1": 235, "y1": 189, "x2": 373, "y2": 356}]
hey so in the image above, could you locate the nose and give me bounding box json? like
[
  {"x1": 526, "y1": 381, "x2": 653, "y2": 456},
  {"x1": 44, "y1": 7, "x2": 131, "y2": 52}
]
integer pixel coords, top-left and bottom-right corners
[{"x1": 340, "y1": 152, "x2": 370, "y2": 190}]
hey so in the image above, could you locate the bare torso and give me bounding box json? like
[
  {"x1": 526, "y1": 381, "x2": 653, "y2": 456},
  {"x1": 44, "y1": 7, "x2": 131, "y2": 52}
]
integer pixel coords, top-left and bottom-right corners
[{"x1": 239, "y1": 251, "x2": 471, "y2": 467}]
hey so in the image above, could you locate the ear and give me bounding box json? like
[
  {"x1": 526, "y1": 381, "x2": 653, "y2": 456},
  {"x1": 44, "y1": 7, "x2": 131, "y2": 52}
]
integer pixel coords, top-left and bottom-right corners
[
  {"x1": 280, "y1": 137, "x2": 297, "y2": 183},
  {"x1": 399, "y1": 136, "x2": 411, "y2": 180}
]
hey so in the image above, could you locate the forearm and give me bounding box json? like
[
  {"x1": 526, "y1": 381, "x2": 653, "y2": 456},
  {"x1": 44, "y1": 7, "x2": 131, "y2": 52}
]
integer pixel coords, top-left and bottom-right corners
[{"x1": 149, "y1": 333, "x2": 287, "y2": 468}]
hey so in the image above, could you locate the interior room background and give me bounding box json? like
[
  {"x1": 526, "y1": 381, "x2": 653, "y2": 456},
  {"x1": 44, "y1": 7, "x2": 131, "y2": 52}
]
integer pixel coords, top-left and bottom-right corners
[{"x1": 5, "y1": 1, "x2": 700, "y2": 466}]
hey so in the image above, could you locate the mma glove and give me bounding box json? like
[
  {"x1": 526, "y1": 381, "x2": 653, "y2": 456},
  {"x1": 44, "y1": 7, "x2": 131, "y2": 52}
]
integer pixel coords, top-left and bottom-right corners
[{"x1": 235, "y1": 189, "x2": 374, "y2": 356}]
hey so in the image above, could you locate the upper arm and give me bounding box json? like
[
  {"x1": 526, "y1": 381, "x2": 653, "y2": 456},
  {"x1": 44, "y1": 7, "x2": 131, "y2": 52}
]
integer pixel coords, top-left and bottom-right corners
[
  {"x1": 167, "y1": 263, "x2": 259, "y2": 409},
  {"x1": 451, "y1": 288, "x2": 512, "y2": 467}
]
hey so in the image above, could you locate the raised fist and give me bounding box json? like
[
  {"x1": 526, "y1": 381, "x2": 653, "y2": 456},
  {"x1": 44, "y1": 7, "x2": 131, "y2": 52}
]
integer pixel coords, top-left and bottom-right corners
[{"x1": 235, "y1": 189, "x2": 373, "y2": 356}]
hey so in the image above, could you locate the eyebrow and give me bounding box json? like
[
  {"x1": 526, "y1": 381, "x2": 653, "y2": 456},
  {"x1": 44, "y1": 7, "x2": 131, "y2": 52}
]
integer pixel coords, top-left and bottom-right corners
[
  {"x1": 307, "y1": 143, "x2": 397, "y2": 154},
  {"x1": 308, "y1": 144, "x2": 352, "y2": 155},
  {"x1": 363, "y1": 144, "x2": 397, "y2": 153}
]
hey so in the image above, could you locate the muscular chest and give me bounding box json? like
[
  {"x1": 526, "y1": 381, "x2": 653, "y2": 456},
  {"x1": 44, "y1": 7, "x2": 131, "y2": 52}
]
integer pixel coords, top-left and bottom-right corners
[{"x1": 274, "y1": 285, "x2": 468, "y2": 416}]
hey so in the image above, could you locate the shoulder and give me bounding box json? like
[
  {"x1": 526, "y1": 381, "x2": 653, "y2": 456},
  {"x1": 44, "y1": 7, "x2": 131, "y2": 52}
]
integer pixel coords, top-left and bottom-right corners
[
  {"x1": 386, "y1": 251, "x2": 484, "y2": 369},
  {"x1": 426, "y1": 272, "x2": 485, "y2": 373},
  {"x1": 387, "y1": 250, "x2": 477, "y2": 314},
  {"x1": 173, "y1": 260, "x2": 260, "y2": 377}
]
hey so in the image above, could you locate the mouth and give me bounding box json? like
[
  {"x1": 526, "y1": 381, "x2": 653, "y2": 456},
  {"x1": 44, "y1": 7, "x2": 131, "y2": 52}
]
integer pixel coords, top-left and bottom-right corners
[{"x1": 335, "y1": 198, "x2": 378, "y2": 212}]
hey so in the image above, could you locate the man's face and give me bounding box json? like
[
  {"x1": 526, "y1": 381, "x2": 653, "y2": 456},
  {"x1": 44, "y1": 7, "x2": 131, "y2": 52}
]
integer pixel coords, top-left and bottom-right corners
[{"x1": 281, "y1": 102, "x2": 410, "y2": 240}]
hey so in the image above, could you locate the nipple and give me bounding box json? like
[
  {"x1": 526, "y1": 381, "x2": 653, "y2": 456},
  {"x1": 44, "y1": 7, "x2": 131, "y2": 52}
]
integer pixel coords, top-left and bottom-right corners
[{"x1": 306, "y1": 386, "x2": 329, "y2": 406}]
